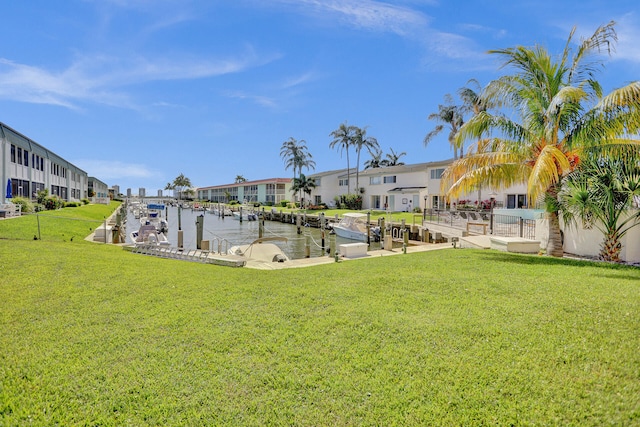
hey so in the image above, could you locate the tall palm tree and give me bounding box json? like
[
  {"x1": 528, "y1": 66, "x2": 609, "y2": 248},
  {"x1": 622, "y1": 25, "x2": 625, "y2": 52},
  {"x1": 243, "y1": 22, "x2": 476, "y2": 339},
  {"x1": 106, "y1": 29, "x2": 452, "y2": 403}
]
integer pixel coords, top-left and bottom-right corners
[
  {"x1": 458, "y1": 79, "x2": 489, "y2": 118},
  {"x1": 364, "y1": 148, "x2": 384, "y2": 170},
  {"x1": 172, "y1": 173, "x2": 192, "y2": 201},
  {"x1": 381, "y1": 148, "x2": 406, "y2": 167},
  {"x1": 424, "y1": 94, "x2": 465, "y2": 159},
  {"x1": 443, "y1": 21, "x2": 640, "y2": 257},
  {"x1": 290, "y1": 174, "x2": 316, "y2": 209},
  {"x1": 280, "y1": 137, "x2": 315, "y2": 206},
  {"x1": 329, "y1": 122, "x2": 355, "y2": 193},
  {"x1": 235, "y1": 175, "x2": 247, "y2": 183},
  {"x1": 352, "y1": 126, "x2": 379, "y2": 191},
  {"x1": 164, "y1": 182, "x2": 174, "y2": 197},
  {"x1": 559, "y1": 155, "x2": 640, "y2": 262}
]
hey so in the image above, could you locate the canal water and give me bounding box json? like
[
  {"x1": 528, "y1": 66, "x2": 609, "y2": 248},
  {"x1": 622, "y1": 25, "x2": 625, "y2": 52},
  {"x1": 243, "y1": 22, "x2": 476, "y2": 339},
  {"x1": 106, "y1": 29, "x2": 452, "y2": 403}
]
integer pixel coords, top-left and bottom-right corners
[{"x1": 124, "y1": 205, "x2": 383, "y2": 260}]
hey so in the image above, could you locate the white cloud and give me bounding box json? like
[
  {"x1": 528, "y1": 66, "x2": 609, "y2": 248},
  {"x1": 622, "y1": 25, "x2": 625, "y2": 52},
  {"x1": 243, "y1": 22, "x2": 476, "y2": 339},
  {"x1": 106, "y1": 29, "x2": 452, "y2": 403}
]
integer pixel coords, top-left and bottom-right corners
[
  {"x1": 222, "y1": 90, "x2": 278, "y2": 109},
  {"x1": 270, "y1": 0, "x2": 430, "y2": 36},
  {"x1": 0, "y1": 48, "x2": 278, "y2": 110},
  {"x1": 73, "y1": 159, "x2": 159, "y2": 181},
  {"x1": 614, "y1": 13, "x2": 640, "y2": 64}
]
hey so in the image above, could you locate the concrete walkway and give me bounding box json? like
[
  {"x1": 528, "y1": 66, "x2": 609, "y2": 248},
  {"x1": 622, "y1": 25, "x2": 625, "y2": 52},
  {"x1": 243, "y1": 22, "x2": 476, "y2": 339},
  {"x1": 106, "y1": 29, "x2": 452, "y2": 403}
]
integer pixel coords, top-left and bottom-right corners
[{"x1": 244, "y1": 241, "x2": 454, "y2": 270}]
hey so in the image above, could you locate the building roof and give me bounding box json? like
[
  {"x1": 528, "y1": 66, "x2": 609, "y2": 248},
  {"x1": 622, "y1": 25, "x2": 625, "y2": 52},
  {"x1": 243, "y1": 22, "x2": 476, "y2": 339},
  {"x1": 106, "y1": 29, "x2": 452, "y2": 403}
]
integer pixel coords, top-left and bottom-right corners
[{"x1": 336, "y1": 159, "x2": 454, "y2": 178}]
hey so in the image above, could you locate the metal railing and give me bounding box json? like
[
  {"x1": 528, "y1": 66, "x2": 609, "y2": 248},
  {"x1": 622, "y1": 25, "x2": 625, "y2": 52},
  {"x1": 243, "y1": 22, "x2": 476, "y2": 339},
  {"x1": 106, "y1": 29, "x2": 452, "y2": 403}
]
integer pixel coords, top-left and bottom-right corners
[{"x1": 423, "y1": 209, "x2": 537, "y2": 239}]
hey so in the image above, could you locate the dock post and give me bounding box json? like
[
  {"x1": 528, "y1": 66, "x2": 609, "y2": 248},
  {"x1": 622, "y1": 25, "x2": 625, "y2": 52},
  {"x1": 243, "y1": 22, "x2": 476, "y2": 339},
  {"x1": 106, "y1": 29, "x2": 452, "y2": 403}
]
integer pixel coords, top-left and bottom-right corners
[
  {"x1": 259, "y1": 215, "x2": 264, "y2": 239},
  {"x1": 296, "y1": 213, "x2": 302, "y2": 234},
  {"x1": 367, "y1": 211, "x2": 371, "y2": 247},
  {"x1": 380, "y1": 218, "x2": 386, "y2": 249},
  {"x1": 320, "y1": 213, "x2": 325, "y2": 253},
  {"x1": 196, "y1": 214, "x2": 204, "y2": 249},
  {"x1": 402, "y1": 219, "x2": 408, "y2": 254},
  {"x1": 305, "y1": 230, "x2": 311, "y2": 258},
  {"x1": 329, "y1": 229, "x2": 336, "y2": 259}
]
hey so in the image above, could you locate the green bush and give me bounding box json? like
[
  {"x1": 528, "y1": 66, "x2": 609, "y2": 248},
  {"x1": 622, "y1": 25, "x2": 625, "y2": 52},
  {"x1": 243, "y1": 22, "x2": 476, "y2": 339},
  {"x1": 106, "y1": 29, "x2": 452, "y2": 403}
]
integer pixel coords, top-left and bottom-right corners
[
  {"x1": 9, "y1": 197, "x2": 34, "y2": 213},
  {"x1": 44, "y1": 195, "x2": 64, "y2": 210},
  {"x1": 339, "y1": 193, "x2": 362, "y2": 210},
  {"x1": 36, "y1": 189, "x2": 49, "y2": 204},
  {"x1": 280, "y1": 200, "x2": 289, "y2": 207},
  {"x1": 81, "y1": 198, "x2": 90, "y2": 205},
  {"x1": 64, "y1": 202, "x2": 81, "y2": 208}
]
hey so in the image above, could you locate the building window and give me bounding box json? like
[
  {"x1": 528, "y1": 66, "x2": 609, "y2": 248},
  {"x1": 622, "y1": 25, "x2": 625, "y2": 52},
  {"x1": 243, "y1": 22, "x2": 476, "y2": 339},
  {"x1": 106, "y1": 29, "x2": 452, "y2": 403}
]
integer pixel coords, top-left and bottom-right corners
[
  {"x1": 430, "y1": 168, "x2": 444, "y2": 179},
  {"x1": 507, "y1": 194, "x2": 528, "y2": 209},
  {"x1": 371, "y1": 195, "x2": 381, "y2": 209},
  {"x1": 24, "y1": 149, "x2": 29, "y2": 167},
  {"x1": 339, "y1": 178, "x2": 349, "y2": 187},
  {"x1": 383, "y1": 175, "x2": 396, "y2": 184},
  {"x1": 314, "y1": 178, "x2": 321, "y2": 186},
  {"x1": 370, "y1": 176, "x2": 381, "y2": 185},
  {"x1": 17, "y1": 147, "x2": 23, "y2": 165},
  {"x1": 11, "y1": 144, "x2": 16, "y2": 163},
  {"x1": 432, "y1": 195, "x2": 445, "y2": 210}
]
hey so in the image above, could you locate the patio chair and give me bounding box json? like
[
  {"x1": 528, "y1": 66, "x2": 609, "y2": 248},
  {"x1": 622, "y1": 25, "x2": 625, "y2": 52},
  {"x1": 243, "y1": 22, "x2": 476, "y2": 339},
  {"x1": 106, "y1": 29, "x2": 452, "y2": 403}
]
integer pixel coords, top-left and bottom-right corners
[
  {"x1": 458, "y1": 211, "x2": 468, "y2": 220},
  {"x1": 481, "y1": 213, "x2": 490, "y2": 221},
  {"x1": 468, "y1": 212, "x2": 479, "y2": 221}
]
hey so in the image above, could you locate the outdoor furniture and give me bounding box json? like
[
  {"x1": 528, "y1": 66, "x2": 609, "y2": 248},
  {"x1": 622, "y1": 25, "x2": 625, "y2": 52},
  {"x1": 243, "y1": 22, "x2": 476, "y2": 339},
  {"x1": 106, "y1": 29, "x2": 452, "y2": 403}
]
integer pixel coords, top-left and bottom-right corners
[
  {"x1": 458, "y1": 211, "x2": 468, "y2": 220},
  {"x1": 467, "y1": 222, "x2": 488, "y2": 235},
  {"x1": 468, "y1": 212, "x2": 479, "y2": 221}
]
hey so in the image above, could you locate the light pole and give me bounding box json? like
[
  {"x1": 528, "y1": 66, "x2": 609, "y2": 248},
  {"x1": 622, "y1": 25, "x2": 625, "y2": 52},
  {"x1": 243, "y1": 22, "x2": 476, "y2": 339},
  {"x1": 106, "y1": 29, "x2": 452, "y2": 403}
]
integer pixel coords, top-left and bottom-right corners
[
  {"x1": 489, "y1": 192, "x2": 497, "y2": 234},
  {"x1": 423, "y1": 195, "x2": 428, "y2": 220}
]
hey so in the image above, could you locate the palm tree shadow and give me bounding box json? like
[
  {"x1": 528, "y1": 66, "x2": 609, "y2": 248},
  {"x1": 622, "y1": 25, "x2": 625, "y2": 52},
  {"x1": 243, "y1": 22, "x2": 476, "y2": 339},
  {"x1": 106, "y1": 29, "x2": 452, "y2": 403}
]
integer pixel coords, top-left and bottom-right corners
[{"x1": 476, "y1": 251, "x2": 640, "y2": 281}]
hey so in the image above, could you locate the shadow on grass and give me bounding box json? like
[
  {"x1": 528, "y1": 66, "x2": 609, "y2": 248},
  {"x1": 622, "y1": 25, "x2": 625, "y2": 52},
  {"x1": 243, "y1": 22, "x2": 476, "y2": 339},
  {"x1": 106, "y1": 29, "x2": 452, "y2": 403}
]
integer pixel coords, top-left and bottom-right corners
[{"x1": 475, "y1": 250, "x2": 640, "y2": 281}]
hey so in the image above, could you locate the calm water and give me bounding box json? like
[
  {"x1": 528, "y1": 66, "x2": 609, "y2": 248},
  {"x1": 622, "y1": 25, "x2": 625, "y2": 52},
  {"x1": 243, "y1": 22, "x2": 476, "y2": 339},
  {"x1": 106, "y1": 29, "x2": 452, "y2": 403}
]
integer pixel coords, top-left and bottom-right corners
[{"x1": 124, "y1": 205, "x2": 382, "y2": 259}]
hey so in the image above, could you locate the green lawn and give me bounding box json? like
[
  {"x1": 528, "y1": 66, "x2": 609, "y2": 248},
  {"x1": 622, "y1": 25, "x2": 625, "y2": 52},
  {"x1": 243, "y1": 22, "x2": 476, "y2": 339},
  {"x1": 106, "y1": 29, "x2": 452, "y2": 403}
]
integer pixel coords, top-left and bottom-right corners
[{"x1": 1, "y1": 206, "x2": 639, "y2": 425}]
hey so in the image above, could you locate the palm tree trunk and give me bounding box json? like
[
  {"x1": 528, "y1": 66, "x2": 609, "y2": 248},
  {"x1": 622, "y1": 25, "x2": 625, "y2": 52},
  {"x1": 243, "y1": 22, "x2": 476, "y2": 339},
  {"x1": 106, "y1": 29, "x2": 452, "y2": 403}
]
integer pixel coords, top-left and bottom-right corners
[
  {"x1": 600, "y1": 231, "x2": 622, "y2": 262},
  {"x1": 346, "y1": 150, "x2": 351, "y2": 194},
  {"x1": 546, "y1": 211, "x2": 564, "y2": 257}
]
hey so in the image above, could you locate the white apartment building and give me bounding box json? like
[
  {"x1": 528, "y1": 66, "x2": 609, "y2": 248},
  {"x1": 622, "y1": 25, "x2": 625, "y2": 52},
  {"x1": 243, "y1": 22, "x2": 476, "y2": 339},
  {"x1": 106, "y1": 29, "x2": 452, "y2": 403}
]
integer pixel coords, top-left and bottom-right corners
[
  {"x1": 1, "y1": 122, "x2": 89, "y2": 203},
  {"x1": 308, "y1": 160, "x2": 529, "y2": 212}
]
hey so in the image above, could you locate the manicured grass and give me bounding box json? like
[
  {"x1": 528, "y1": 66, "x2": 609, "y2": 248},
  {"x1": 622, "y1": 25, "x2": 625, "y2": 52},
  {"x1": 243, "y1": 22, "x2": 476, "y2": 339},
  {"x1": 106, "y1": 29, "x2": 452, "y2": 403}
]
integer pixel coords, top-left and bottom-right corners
[
  {"x1": 0, "y1": 202, "x2": 120, "y2": 242},
  {"x1": 1, "y1": 206, "x2": 639, "y2": 425}
]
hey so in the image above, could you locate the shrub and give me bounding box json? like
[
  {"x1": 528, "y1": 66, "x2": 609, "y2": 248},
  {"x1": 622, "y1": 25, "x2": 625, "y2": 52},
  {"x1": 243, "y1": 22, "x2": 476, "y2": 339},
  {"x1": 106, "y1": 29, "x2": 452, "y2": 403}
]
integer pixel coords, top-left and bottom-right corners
[
  {"x1": 81, "y1": 198, "x2": 90, "y2": 205},
  {"x1": 44, "y1": 195, "x2": 64, "y2": 210},
  {"x1": 10, "y1": 197, "x2": 34, "y2": 213},
  {"x1": 280, "y1": 200, "x2": 289, "y2": 208},
  {"x1": 64, "y1": 202, "x2": 81, "y2": 208},
  {"x1": 228, "y1": 200, "x2": 239, "y2": 205},
  {"x1": 339, "y1": 194, "x2": 362, "y2": 210},
  {"x1": 36, "y1": 189, "x2": 49, "y2": 204}
]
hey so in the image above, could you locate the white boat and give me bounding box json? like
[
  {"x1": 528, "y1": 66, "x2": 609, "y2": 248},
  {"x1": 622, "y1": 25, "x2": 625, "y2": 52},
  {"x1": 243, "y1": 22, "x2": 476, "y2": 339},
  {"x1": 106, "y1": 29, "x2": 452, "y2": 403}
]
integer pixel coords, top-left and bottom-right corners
[
  {"x1": 211, "y1": 206, "x2": 233, "y2": 216},
  {"x1": 232, "y1": 210, "x2": 259, "y2": 221},
  {"x1": 333, "y1": 213, "x2": 371, "y2": 242},
  {"x1": 140, "y1": 203, "x2": 168, "y2": 233},
  {"x1": 228, "y1": 237, "x2": 289, "y2": 263},
  {"x1": 130, "y1": 224, "x2": 171, "y2": 246}
]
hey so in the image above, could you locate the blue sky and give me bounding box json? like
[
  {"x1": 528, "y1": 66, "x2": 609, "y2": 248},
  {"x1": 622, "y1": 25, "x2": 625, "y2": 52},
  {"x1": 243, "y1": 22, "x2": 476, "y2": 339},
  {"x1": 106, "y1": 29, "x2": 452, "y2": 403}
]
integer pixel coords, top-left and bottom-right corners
[{"x1": 1, "y1": 0, "x2": 639, "y2": 193}]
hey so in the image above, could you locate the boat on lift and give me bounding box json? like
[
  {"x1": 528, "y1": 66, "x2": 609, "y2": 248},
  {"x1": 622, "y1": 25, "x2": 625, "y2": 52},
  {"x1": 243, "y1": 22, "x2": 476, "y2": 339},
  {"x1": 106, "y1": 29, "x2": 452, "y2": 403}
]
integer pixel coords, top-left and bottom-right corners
[
  {"x1": 332, "y1": 213, "x2": 380, "y2": 242},
  {"x1": 140, "y1": 203, "x2": 168, "y2": 233},
  {"x1": 130, "y1": 224, "x2": 170, "y2": 246}
]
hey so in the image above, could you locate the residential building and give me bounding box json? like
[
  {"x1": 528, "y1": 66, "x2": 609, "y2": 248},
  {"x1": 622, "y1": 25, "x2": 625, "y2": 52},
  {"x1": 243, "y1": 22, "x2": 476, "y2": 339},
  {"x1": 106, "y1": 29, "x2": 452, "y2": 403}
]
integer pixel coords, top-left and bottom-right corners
[
  {"x1": 88, "y1": 177, "x2": 109, "y2": 204},
  {"x1": 308, "y1": 159, "x2": 529, "y2": 212},
  {"x1": 197, "y1": 178, "x2": 292, "y2": 205},
  {"x1": 0, "y1": 121, "x2": 89, "y2": 203}
]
